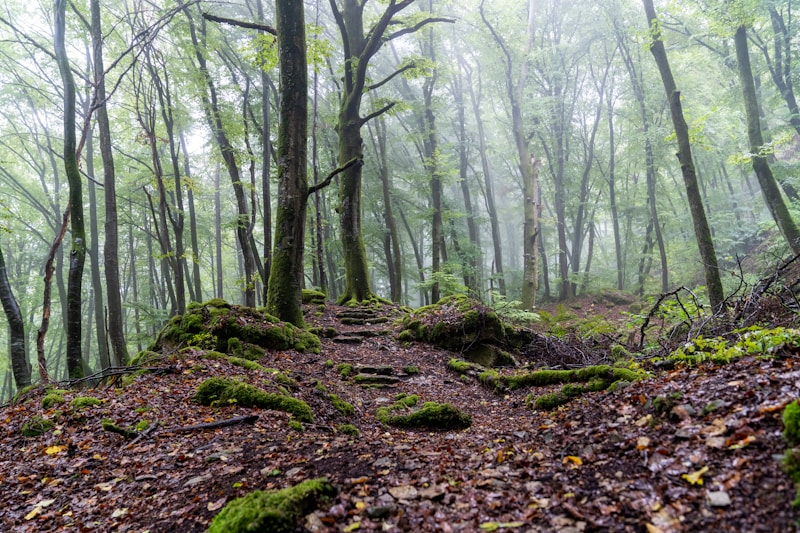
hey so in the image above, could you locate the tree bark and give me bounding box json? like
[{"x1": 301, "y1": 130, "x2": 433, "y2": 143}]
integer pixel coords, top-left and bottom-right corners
[
  {"x1": 266, "y1": 0, "x2": 308, "y2": 326},
  {"x1": 643, "y1": 0, "x2": 724, "y2": 310},
  {"x1": 55, "y1": 0, "x2": 85, "y2": 379},
  {"x1": 735, "y1": 25, "x2": 800, "y2": 255},
  {"x1": 0, "y1": 245, "x2": 29, "y2": 389},
  {"x1": 91, "y1": 0, "x2": 128, "y2": 366}
]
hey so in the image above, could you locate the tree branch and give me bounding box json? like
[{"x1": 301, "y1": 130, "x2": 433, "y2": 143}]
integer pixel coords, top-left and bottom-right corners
[
  {"x1": 386, "y1": 17, "x2": 455, "y2": 42},
  {"x1": 366, "y1": 64, "x2": 414, "y2": 92},
  {"x1": 360, "y1": 101, "x2": 397, "y2": 126},
  {"x1": 307, "y1": 157, "x2": 363, "y2": 197},
  {"x1": 202, "y1": 12, "x2": 276, "y2": 35}
]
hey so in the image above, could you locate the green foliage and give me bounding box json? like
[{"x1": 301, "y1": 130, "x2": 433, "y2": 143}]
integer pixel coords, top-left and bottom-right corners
[
  {"x1": 288, "y1": 420, "x2": 303, "y2": 432},
  {"x1": 193, "y1": 377, "x2": 313, "y2": 422},
  {"x1": 487, "y1": 291, "x2": 540, "y2": 325},
  {"x1": 666, "y1": 327, "x2": 800, "y2": 367},
  {"x1": 208, "y1": 478, "x2": 337, "y2": 533},
  {"x1": 397, "y1": 54, "x2": 435, "y2": 79},
  {"x1": 403, "y1": 365, "x2": 420, "y2": 375},
  {"x1": 447, "y1": 358, "x2": 474, "y2": 374},
  {"x1": 21, "y1": 415, "x2": 53, "y2": 437},
  {"x1": 71, "y1": 396, "x2": 101, "y2": 410},
  {"x1": 135, "y1": 419, "x2": 151, "y2": 431},
  {"x1": 504, "y1": 365, "x2": 642, "y2": 391},
  {"x1": 325, "y1": 359, "x2": 334, "y2": 368}
]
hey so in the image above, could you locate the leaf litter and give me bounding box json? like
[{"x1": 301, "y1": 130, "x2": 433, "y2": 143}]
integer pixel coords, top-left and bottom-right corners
[{"x1": 0, "y1": 301, "x2": 798, "y2": 531}]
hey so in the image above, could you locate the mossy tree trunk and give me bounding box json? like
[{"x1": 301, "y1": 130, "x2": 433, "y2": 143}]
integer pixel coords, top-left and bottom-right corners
[
  {"x1": 643, "y1": 0, "x2": 724, "y2": 310},
  {"x1": 735, "y1": 25, "x2": 800, "y2": 255},
  {"x1": 266, "y1": 0, "x2": 308, "y2": 327},
  {"x1": 55, "y1": 0, "x2": 85, "y2": 379}
]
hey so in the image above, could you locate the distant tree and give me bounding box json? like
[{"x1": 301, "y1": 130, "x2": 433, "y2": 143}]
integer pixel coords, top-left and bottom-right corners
[{"x1": 0, "y1": 245, "x2": 29, "y2": 389}]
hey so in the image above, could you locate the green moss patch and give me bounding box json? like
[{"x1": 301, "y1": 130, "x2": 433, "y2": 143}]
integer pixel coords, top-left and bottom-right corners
[
  {"x1": 42, "y1": 389, "x2": 69, "y2": 409},
  {"x1": 665, "y1": 327, "x2": 800, "y2": 367},
  {"x1": 302, "y1": 289, "x2": 327, "y2": 305},
  {"x1": 376, "y1": 394, "x2": 470, "y2": 430},
  {"x1": 505, "y1": 365, "x2": 641, "y2": 391},
  {"x1": 336, "y1": 363, "x2": 353, "y2": 378},
  {"x1": 21, "y1": 415, "x2": 54, "y2": 437},
  {"x1": 208, "y1": 478, "x2": 337, "y2": 533},
  {"x1": 782, "y1": 401, "x2": 800, "y2": 505},
  {"x1": 194, "y1": 377, "x2": 312, "y2": 422},
  {"x1": 71, "y1": 396, "x2": 102, "y2": 410},
  {"x1": 130, "y1": 350, "x2": 161, "y2": 366},
  {"x1": 330, "y1": 394, "x2": 355, "y2": 416},
  {"x1": 337, "y1": 424, "x2": 359, "y2": 436}
]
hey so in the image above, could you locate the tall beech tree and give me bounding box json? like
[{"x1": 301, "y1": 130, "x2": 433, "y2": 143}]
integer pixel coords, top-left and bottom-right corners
[
  {"x1": 266, "y1": 0, "x2": 309, "y2": 326},
  {"x1": 54, "y1": 0, "x2": 85, "y2": 378},
  {"x1": 642, "y1": 0, "x2": 724, "y2": 311}
]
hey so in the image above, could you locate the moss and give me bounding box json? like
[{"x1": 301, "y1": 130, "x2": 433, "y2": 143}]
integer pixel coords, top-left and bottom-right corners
[
  {"x1": 610, "y1": 344, "x2": 632, "y2": 360},
  {"x1": 533, "y1": 392, "x2": 570, "y2": 410},
  {"x1": 244, "y1": 344, "x2": 266, "y2": 361},
  {"x1": 42, "y1": 389, "x2": 68, "y2": 409},
  {"x1": 330, "y1": 394, "x2": 355, "y2": 416},
  {"x1": 71, "y1": 396, "x2": 101, "y2": 410},
  {"x1": 208, "y1": 478, "x2": 337, "y2": 533},
  {"x1": 337, "y1": 363, "x2": 353, "y2": 378},
  {"x1": 102, "y1": 419, "x2": 138, "y2": 439},
  {"x1": 204, "y1": 298, "x2": 231, "y2": 309},
  {"x1": 784, "y1": 401, "x2": 800, "y2": 447},
  {"x1": 447, "y1": 358, "x2": 474, "y2": 374},
  {"x1": 403, "y1": 365, "x2": 420, "y2": 375},
  {"x1": 377, "y1": 401, "x2": 471, "y2": 430},
  {"x1": 130, "y1": 350, "x2": 161, "y2": 366},
  {"x1": 301, "y1": 289, "x2": 327, "y2": 305},
  {"x1": 337, "y1": 423, "x2": 359, "y2": 436},
  {"x1": 227, "y1": 337, "x2": 244, "y2": 358},
  {"x1": 135, "y1": 420, "x2": 151, "y2": 431},
  {"x1": 193, "y1": 377, "x2": 313, "y2": 422},
  {"x1": 325, "y1": 359, "x2": 334, "y2": 368},
  {"x1": 119, "y1": 368, "x2": 150, "y2": 387},
  {"x1": 288, "y1": 420, "x2": 304, "y2": 432},
  {"x1": 21, "y1": 415, "x2": 54, "y2": 437},
  {"x1": 652, "y1": 392, "x2": 683, "y2": 417},
  {"x1": 504, "y1": 365, "x2": 643, "y2": 391}
]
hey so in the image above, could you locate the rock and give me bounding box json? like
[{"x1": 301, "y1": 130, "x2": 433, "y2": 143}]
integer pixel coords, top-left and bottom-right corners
[
  {"x1": 419, "y1": 485, "x2": 446, "y2": 501},
  {"x1": 707, "y1": 490, "x2": 731, "y2": 507},
  {"x1": 366, "y1": 505, "x2": 395, "y2": 519},
  {"x1": 356, "y1": 365, "x2": 394, "y2": 375},
  {"x1": 373, "y1": 457, "x2": 395, "y2": 469},
  {"x1": 183, "y1": 474, "x2": 212, "y2": 487},
  {"x1": 353, "y1": 374, "x2": 401, "y2": 385},
  {"x1": 388, "y1": 485, "x2": 419, "y2": 500},
  {"x1": 333, "y1": 336, "x2": 363, "y2": 344}
]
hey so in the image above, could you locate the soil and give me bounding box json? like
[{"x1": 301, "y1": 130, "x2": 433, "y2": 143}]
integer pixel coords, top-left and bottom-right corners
[{"x1": 1, "y1": 300, "x2": 799, "y2": 532}]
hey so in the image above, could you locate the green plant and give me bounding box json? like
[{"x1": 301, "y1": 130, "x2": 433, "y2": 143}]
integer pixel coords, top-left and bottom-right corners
[
  {"x1": 337, "y1": 424, "x2": 359, "y2": 436},
  {"x1": 21, "y1": 416, "x2": 53, "y2": 437},
  {"x1": 403, "y1": 365, "x2": 420, "y2": 375},
  {"x1": 71, "y1": 396, "x2": 101, "y2": 410},
  {"x1": 336, "y1": 363, "x2": 353, "y2": 378}
]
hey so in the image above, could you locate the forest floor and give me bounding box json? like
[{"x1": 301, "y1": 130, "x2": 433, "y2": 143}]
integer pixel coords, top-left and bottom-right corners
[{"x1": 1, "y1": 294, "x2": 799, "y2": 532}]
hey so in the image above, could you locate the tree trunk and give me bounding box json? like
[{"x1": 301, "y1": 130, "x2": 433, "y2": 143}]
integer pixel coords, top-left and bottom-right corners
[
  {"x1": 266, "y1": 0, "x2": 308, "y2": 326},
  {"x1": 0, "y1": 246, "x2": 30, "y2": 389},
  {"x1": 214, "y1": 163, "x2": 224, "y2": 299},
  {"x1": 607, "y1": 86, "x2": 624, "y2": 290},
  {"x1": 256, "y1": 0, "x2": 273, "y2": 302},
  {"x1": 91, "y1": 0, "x2": 128, "y2": 366},
  {"x1": 374, "y1": 115, "x2": 402, "y2": 302},
  {"x1": 735, "y1": 25, "x2": 800, "y2": 254},
  {"x1": 180, "y1": 133, "x2": 203, "y2": 302},
  {"x1": 55, "y1": 0, "x2": 85, "y2": 379}
]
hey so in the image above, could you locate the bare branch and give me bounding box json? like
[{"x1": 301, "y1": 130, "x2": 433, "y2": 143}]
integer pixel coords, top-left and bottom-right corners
[
  {"x1": 202, "y1": 12, "x2": 276, "y2": 35},
  {"x1": 307, "y1": 157, "x2": 363, "y2": 197},
  {"x1": 360, "y1": 101, "x2": 396, "y2": 126},
  {"x1": 366, "y1": 64, "x2": 414, "y2": 92},
  {"x1": 386, "y1": 17, "x2": 455, "y2": 42}
]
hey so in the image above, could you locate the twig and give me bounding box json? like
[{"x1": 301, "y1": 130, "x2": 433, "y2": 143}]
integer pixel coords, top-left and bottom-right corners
[{"x1": 169, "y1": 414, "x2": 259, "y2": 433}]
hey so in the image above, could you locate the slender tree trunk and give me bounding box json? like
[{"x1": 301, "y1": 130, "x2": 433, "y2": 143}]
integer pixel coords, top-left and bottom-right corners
[
  {"x1": 257, "y1": 0, "x2": 273, "y2": 301},
  {"x1": 266, "y1": 0, "x2": 308, "y2": 326},
  {"x1": 55, "y1": 0, "x2": 85, "y2": 379},
  {"x1": 643, "y1": 0, "x2": 724, "y2": 309},
  {"x1": 214, "y1": 163, "x2": 224, "y2": 299},
  {"x1": 180, "y1": 134, "x2": 203, "y2": 301},
  {"x1": 464, "y1": 62, "x2": 505, "y2": 294},
  {"x1": 0, "y1": 246, "x2": 30, "y2": 389},
  {"x1": 91, "y1": 0, "x2": 128, "y2": 366},
  {"x1": 374, "y1": 115, "x2": 402, "y2": 302},
  {"x1": 735, "y1": 25, "x2": 800, "y2": 254},
  {"x1": 607, "y1": 88, "x2": 624, "y2": 290},
  {"x1": 85, "y1": 129, "x2": 110, "y2": 370}
]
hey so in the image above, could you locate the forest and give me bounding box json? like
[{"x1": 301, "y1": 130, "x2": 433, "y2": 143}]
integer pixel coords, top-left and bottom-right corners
[
  {"x1": 3, "y1": 0, "x2": 800, "y2": 530},
  {"x1": 0, "y1": 0, "x2": 796, "y2": 392}
]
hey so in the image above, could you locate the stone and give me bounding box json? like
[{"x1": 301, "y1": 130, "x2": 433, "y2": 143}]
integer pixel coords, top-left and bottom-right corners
[{"x1": 706, "y1": 490, "x2": 731, "y2": 507}]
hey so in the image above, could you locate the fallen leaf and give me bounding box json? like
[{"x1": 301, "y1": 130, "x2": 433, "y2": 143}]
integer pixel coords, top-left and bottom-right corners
[
  {"x1": 562, "y1": 456, "x2": 582, "y2": 467},
  {"x1": 343, "y1": 521, "x2": 361, "y2": 532},
  {"x1": 111, "y1": 508, "x2": 129, "y2": 518},
  {"x1": 637, "y1": 436, "x2": 651, "y2": 450},
  {"x1": 207, "y1": 498, "x2": 226, "y2": 512},
  {"x1": 388, "y1": 485, "x2": 418, "y2": 500},
  {"x1": 700, "y1": 418, "x2": 726, "y2": 437},
  {"x1": 682, "y1": 466, "x2": 709, "y2": 485},
  {"x1": 45, "y1": 445, "x2": 67, "y2": 455},
  {"x1": 24, "y1": 507, "x2": 42, "y2": 521},
  {"x1": 479, "y1": 522, "x2": 524, "y2": 531}
]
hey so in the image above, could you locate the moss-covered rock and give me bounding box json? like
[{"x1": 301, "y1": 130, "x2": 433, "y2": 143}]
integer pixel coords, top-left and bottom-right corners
[
  {"x1": 208, "y1": 478, "x2": 337, "y2": 533},
  {"x1": 21, "y1": 415, "x2": 54, "y2": 437},
  {"x1": 505, "y1": 365, "x2": 642, "y2": 391},
  {"x1": 400, "y1": 295, "x2": 505, "y2": 350},
  {"x1": 375, "y1": 394, "x2": 470, "y2": 430},
  {"x1": 784, "y1": 400, "x2": 800, "y2": 447},
  {"x1": 150, "y1": 300, "x2": 320, "y2": 355},
  {"x1": 194, "y1": 377, "x2": 313, "y2": 422},
  {"x1": 330, "y1": 394, "x2": 355, "y2": 416},
  {"x1": 130, "y1": 350, "x2": 161, "y2": 366},
  {"x1": 301, "y1": 289, "x2": 327, "y2": 305},
  {"x1": 337, "y1": 423, "x2": 359, "y2": 436}
]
